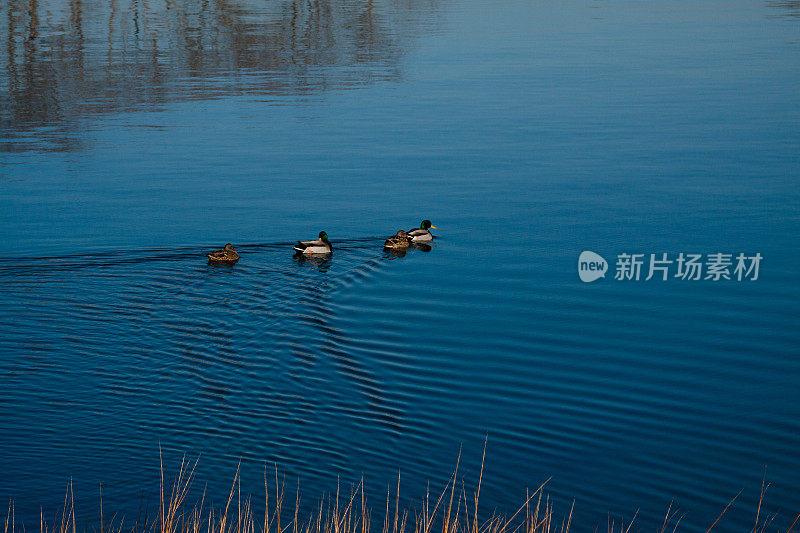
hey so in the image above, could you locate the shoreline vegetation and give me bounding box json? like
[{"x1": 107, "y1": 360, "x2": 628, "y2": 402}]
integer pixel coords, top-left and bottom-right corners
[{"x1": 4, "y1": 452, "x2": 798, "y2": 533}]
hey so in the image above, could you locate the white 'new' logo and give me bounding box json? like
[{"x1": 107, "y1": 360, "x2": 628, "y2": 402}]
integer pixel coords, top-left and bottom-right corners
[{"x1": 578, "y1": 251, "x2": 607, "y2": 282}]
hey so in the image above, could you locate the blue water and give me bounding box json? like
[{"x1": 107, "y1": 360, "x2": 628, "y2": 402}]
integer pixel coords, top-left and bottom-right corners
[{"x1": 1, "y1": 0, "x2": 799, "y2": 530}]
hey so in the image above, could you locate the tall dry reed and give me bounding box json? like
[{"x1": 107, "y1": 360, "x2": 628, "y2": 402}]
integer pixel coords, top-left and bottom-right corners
[{"x1": 4, "y1": 448, "x2": 797, "y2": 533}]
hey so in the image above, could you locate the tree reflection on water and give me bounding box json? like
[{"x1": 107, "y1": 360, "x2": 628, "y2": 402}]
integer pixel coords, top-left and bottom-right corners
[{"x1": 0, "y1": 0, "x2": 440, "y2": 151}]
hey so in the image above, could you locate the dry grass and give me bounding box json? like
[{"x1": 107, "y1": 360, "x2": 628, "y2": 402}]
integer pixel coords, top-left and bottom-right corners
[{"x1": 3, "y1": 449, "x2": 797, "y2": 533}]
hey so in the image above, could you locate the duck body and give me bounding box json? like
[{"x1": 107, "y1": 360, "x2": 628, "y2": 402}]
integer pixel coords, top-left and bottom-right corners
[
  {"x1": 406, "y1": 220, "x2": 436, "y2": 243},
  {"x1": 294, "y1": 231, "x2": 332, "y2": 255},
  {"x1": 207, "y1": 243, "x2": 239, "y2": 264},
  {"x1": 384, "y1": 230, "x2": 410, "y2": 250}
]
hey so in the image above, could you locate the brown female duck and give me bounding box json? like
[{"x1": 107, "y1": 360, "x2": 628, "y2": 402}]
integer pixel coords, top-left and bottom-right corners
[
  {"x1": 207, "y1": 243, "x2": 240, "y2": 264},
  {"x1": 384, "y1": 230, "x2": 410, "y2": 250}
]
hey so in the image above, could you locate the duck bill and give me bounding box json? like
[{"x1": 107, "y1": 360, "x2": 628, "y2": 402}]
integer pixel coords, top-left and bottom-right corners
[{"x1": 430, "y1": 225, "x2": 437, "y2": 229}]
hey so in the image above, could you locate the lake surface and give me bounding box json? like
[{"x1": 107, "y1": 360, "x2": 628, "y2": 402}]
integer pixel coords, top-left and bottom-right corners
[{"x1": 1, "y1": 0, "x2": 799, "y2": 530}]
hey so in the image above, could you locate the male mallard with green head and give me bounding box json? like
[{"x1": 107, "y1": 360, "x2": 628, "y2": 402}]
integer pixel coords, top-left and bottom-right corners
[
  {"x1": 406, "y1": 220, "x2": 437, "y2": 243},
  {"x1": 207, "y1": 243, "x2": 239, "y2": 264},
  {"x1": 384, "y1": 230, "x2": 410, "y2": 250},
  {"x1": 294, "y1": 231, "x2": 332, "y2": 255}
]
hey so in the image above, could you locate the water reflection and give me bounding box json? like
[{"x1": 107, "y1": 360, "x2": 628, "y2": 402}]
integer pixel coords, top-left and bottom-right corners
[
  {"x1": 382, "y1": 241, "x2": 434, "y2": 258},
  {"x1": 383, "y1": 248, "x2": 407, "y2": 259},
  {"x1": 0, "y1": 0, "x2": 439, "y2": 152},
  {"x1": 767, "y1": 0, "x2": 800, "y2": 18},
  {"x1": 292, "y1": 253, "x2": 333, "y2": 271}
]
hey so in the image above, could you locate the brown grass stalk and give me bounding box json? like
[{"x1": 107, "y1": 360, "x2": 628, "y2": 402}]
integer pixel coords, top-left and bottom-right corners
[{"x1": 3, "y1": 454, "x2": 797, "y2": 533}]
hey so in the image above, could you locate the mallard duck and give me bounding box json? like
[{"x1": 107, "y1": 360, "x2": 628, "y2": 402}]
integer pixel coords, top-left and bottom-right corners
[
  {"x1": 293, "y1": 231, "x2": 332, "y2": 255},
  {"x1": 406, "y1": 220, "x2": 436, "y2": 243},
  {"x1": 384, "y1": 230, "x2": 410, "y2": 250},
  {"x1": 207, "y1": 243, "x2": 239, "y2": 264}
]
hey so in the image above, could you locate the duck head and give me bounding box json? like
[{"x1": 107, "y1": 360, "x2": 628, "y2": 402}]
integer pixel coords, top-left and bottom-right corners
[
  {"x1": 420, "y1": 220, "x2": 437, "y2": 230},
  {"x1": 319, "y1": 231, "x2": 329, "y2": 242},
  {"x1": 224, "y1": 243, "x2": 235, "y2": 251}
]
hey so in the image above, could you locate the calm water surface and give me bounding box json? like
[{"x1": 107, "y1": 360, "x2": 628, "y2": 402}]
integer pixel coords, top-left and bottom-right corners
[{"x1": 1, "y1": 0, "x2": 799, "y2": 530}]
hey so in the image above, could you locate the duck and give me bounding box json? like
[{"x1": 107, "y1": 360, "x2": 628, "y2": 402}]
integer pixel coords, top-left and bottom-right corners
[
  {"x1": 384, "y1": 230, "x2": 410, "y2": 250},
  {"x1": 406, "y1": 220, "x2": 436, "y2": 243},
  {"x1": 207, "y1": 243, "x2": 239, "y2": 264},
  {"x1": 293, "y1": 231, "x2": 332, "y2": 255}
]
